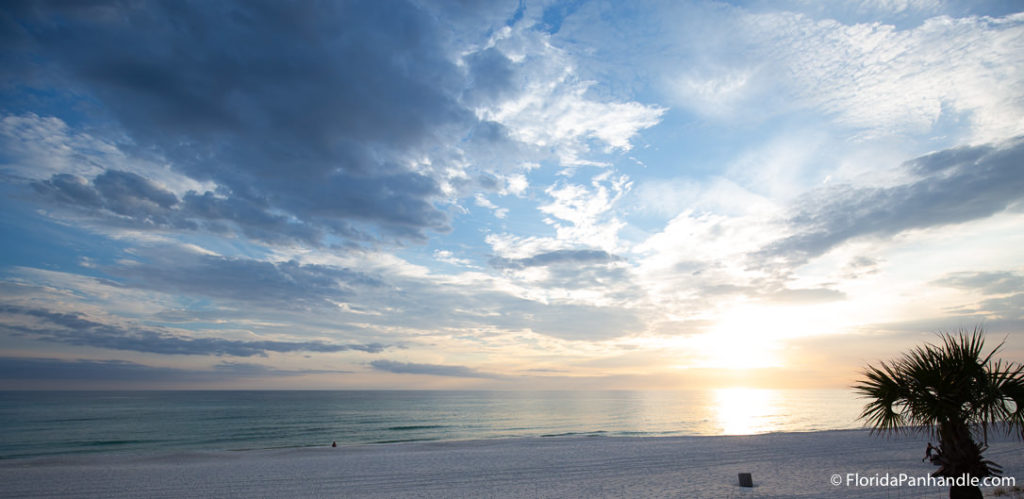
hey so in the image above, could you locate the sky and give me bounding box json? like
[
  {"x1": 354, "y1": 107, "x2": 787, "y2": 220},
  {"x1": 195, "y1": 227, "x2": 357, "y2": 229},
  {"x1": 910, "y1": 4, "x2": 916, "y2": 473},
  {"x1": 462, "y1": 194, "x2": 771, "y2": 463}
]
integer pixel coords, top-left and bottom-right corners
[{"x1": 1, "y1": 0, "x2": 1023, "y2": 390}]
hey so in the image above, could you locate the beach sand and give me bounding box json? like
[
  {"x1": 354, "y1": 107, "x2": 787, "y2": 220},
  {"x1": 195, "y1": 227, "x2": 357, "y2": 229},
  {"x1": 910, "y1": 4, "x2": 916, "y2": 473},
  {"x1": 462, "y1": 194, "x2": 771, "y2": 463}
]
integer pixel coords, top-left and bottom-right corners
[{"x1": 1, "y1": 429, "x2": 1021, "y2": 498}]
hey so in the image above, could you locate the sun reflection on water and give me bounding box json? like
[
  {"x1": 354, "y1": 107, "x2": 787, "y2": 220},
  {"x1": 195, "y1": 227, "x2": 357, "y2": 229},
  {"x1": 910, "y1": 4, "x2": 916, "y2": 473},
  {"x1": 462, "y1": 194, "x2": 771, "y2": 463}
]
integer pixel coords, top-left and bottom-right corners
[{"x1": 713, "y1": 387, "x2": 782, "y2": 435}]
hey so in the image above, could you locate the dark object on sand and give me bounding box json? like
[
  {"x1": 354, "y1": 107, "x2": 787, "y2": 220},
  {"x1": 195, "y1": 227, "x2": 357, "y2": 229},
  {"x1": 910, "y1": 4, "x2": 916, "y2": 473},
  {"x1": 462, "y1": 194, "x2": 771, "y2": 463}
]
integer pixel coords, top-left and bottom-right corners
[
  {"x1": 738, "y1": 472, "x2": 753, "y2": 487},
  {"x1": 332, "y1": 441, "x2": 337, "y2": 448}
]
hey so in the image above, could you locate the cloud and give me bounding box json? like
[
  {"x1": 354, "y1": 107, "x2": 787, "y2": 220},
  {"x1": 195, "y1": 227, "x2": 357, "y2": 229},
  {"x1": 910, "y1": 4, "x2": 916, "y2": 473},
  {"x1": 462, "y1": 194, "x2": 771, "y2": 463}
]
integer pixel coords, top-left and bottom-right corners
[
  {"x1": 0, "y1": 305, "x2": 387, "y2": 357},
  {"x1": 3, "y1": 0, "x2": 470, "y2": 244},
  {"x1": 762, "y1": 136, "x2": 1024, "y2": 263},
  {"x1": 0, "y1": 357, "x2": 346, "y2": 382},
  {"x1": 468, "y1": 24, "x2": 665, "y2": 166},
  {"x1": 564, "y1": 3, "x2": 1024, "y2": 139},
  {"x1": 462, "y1": 46, "x2": 518, "y2": 106},
  {"x1": 31, "y1": 166, "x2": 442, "y2": 246},
  {"x1": 933, "y1": 270, "x2": 1024, "y2": 295},
  {"x1": 4, "y1": 0, "x2": 663, "y2": 249},
  {"x1": 369, "y1": 359, "x2": 500, "y2": 378},
  {"x1": 973, "y1": 293, "x2": 1024, "y2": 321},
  {"x1": 211, "y1": 361, "x2": 351, "y2": 377},
  {"x1": 103, "y1": 246, "x2": 382, "y2": 309},
  {"x1": 931, "y1": 270, "x2": 1024, "y2": 322},
  {"x1": 34, "y1": 170, "x2": 194, "y2": 230},
  {"x1": 0, "y1": 357, "x2": 197, "y2": 382},
  {"x1": 491, "y1": 300, "x2": 642, "y2": 340},
  {"x1": 487, "y1": 248, "x2": 632, "y2": 292},
  {"x1": 485, "y1": 172, "x2": 632, "y2": 261},
  {"x1": 775, "y1": 11, "x2": 1024, "y2": 140},
  {"x1": 490, "y1": 249, "x2": 621, "y2": 270},
  {"x1": 345, "y1": 274, "x2": 644, "y2": 341},
  {"x1": 718, "y1": 9, "x2": 1024, "y2": 140}
]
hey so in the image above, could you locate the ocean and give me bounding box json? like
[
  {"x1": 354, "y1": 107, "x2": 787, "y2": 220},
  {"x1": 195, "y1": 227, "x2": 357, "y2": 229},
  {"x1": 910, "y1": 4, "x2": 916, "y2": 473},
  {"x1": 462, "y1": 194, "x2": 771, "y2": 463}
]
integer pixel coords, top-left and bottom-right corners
[{"x1": 0, "y1": 389, "x2": 866, "y2": 460}]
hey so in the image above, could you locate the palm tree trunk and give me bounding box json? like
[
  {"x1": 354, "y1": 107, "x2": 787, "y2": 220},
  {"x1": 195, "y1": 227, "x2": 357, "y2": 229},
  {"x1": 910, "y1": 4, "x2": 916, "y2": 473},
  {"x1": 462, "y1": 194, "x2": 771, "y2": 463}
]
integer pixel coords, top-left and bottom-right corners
[
  {"x1": 936, "y1": 421, "x2": 986, "y2": 499},
  {"x1": 948, "y1": 485, "x2": 983, "y2": 499}
]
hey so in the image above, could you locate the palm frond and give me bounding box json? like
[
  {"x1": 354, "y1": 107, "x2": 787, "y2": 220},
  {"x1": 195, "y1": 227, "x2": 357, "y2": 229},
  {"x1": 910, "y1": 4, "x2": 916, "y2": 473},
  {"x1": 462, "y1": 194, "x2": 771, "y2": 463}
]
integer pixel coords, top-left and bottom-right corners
[{"x1": 854, "y1": 327, "x2": 1024, "y2": 441}]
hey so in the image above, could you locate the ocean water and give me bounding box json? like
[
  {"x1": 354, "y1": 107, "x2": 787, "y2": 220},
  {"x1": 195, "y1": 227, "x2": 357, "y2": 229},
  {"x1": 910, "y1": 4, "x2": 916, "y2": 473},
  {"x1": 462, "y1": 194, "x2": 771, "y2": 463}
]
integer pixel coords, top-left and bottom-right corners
[{"x1": 0, "y1": 389, "x2": 866, "y2": 460}]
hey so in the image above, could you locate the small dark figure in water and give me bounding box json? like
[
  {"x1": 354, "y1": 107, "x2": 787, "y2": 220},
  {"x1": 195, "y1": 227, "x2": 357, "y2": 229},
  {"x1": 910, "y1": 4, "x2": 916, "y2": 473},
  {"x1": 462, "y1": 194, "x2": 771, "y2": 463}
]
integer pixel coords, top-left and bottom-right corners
[
  {"x1": 332, "y1": 441, "x2": 337, "y2": 448},
  {"x1": 922, "y1": 442, "x2": 936, "y2": 462}
]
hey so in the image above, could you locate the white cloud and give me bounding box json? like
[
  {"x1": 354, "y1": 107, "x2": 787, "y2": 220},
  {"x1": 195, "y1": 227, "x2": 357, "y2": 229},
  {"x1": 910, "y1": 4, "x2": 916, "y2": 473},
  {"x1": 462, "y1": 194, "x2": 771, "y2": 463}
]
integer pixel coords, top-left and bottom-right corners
[
  {"x1": 485, "y1": 170, "x2": 634, "y2": 261},
  {"x1": 752, "y1": 11, "x2": 1024, "y2": 141},
  {"x1": 631, "y1": 176, "x2": 780, "y2": 220},
  {"x1": 664, "y1": 10, "x2": 1024, "y2": 142},
  {"x1": 485, "y1": 233, "x2": 565, "y2": 260},
  {"x1": 670, "y1": 67, "x2": 759, "y2": 119},
  {"x1": 433, "y1": 250, "x2": 473, "y2": 267},
  {"x1": 502, "y1": 173, "x2": 529, "y2": 196},
  {"x1": 724, "y1": 132, "x2": 832, "y2": 201},
  {"x1": 851, "y1": 0, "x2": 943, "y2": 15},
  {"x1": 469, "y1": 25, "x2": 665, "y2": 166},
  {"x1": 1, "y1": 113, "x2": 112, "y2": 180},
  {"x1": 473, "y1": 193, "x2": 507, "y2": 219},
  {"x1": 472, "y1": 193, "x2": 509, "y2": 219},
  {"x1": 539, "y1": 172, "x2": 631, "y2": 251}
]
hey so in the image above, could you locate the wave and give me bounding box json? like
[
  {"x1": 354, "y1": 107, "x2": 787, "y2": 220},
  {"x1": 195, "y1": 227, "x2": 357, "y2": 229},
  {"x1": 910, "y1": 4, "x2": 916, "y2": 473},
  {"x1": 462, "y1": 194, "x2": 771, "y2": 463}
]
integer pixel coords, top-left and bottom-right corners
[{"x1": 384, "y1": 425, "x2": 448, "y2": 431}]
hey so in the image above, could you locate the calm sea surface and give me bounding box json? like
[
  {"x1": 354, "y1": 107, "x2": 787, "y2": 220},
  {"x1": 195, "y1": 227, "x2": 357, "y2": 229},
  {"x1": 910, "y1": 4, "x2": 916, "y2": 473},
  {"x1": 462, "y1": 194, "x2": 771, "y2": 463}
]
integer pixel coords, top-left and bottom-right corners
[{"x1": 0, "y1": 389, "x2": 865, "y2": 460}]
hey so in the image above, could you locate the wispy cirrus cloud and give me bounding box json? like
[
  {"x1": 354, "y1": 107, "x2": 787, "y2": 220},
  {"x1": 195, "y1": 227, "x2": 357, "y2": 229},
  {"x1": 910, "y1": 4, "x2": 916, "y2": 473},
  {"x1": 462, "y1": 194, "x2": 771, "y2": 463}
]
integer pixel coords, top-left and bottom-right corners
[
  {"x1": 490, "y1": 249, "x2": 621, "y2": 270},
  {"x1": 101, "y1": 245, "x2": 382, "y2": 310},
  {"x1": 468, "y1": 25, "x2": 666, "y2": 167},
  {"x1": 557, "y1": 2, "x2": 1024, "y2": 140},
  {"x1": 0, "y1": 305, "x2": 387, "y2": 357},
  {"x1": 933, "y1": 270, "x2": 1024, "y2": 295},
  {"x1": 0, "y1": 357, "x2": 347, "y2": 384}
]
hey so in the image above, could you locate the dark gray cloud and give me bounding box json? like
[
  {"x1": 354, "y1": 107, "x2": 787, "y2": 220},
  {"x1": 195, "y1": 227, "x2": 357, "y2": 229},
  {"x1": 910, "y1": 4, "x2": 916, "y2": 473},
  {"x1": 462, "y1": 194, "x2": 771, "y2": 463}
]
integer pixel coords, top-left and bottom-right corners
[
  {"x1": 0, "y1": 305, "x2": 387, "y2": 357},
  {"x1": 34, "y1": 170, "x2": 197, "y2": 231},
  {"x1": 762, "y1": 137, "x2": 1024, "y2": 263},
  {"x1": 0, "y1": 357, "x2": 346, "y2": 383},
  {"x1": 933, "y1": 271, "x2": 1024, "y2": 295},
  {"x1": 369, "y1": 359, "x2": 500, "y2": 379},
  {"x1": 4, "y1": 0, "x2": 529, "y2": 245},
  {"x1": 939, "y1": 289, "x2": 1024, "y2": 323},
  {"x1": 0, "y1": 357, "x2": 198, "y2": 382},
  {"x1": 212, "y1": 361, "x2": 350, "y2": 377},
  {"x1": 462, "y1": 47, "x2": 517, "y2": 106},
  {"x1": 490, "y1": 249, "x2": 622, "y2": 270},
  {"x1": 974, "y1": 294, "x2": 1024, "y2": 321},
  {"x1": 105, "y1": 247, "x2": 382, "y2": 309}
]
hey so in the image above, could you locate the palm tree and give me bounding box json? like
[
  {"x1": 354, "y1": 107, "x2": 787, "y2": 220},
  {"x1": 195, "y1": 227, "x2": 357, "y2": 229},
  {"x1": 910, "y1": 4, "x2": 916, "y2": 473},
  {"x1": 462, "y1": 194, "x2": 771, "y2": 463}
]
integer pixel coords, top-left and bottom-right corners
[{"x1": 854, "y1": 328, "x2": 1024, "y2": 499}]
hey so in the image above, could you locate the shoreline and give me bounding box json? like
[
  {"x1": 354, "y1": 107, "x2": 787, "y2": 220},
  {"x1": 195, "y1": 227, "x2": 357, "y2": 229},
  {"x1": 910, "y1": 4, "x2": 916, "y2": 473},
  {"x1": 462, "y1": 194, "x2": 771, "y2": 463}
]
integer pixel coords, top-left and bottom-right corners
[
  {"x1": 3, "y1": 426, "x2": 873, "y2": 463},
  {"x1": 2, "y1": 429, "x2": 1021, "y2": 498}
]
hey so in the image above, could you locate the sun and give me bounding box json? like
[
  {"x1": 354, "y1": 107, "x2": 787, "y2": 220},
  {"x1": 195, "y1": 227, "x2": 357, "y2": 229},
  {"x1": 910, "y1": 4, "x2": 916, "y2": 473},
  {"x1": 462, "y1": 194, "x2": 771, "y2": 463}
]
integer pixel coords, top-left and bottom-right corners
[{"x1": 690, "y1": 303, "x2": 812, "y2": 370}]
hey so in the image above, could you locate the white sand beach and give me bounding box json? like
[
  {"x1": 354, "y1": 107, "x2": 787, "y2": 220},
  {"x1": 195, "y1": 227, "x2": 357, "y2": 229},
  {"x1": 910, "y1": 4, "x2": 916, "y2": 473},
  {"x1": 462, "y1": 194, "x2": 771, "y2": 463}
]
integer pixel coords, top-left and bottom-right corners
[{"x1": 1, "y1": 429, "x2": 1021, "y2": 498}]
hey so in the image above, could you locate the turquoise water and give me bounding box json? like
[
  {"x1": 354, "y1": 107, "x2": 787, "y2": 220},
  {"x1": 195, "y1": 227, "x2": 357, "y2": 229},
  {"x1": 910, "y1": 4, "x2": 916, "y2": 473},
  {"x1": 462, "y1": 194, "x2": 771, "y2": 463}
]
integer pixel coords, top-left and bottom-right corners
[{"x1": 0, "y1": 389, "x2": 865, "y2": 460}]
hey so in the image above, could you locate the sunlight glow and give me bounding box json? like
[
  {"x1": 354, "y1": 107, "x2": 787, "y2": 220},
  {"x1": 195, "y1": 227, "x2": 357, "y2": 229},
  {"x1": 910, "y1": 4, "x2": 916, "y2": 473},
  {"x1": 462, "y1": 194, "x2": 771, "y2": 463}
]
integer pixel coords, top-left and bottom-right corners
[
  {"x1": 692, "y1": 305, "x2": 787, "y2": 369},
  {"x1": 713, "y1": 387, "x2": 781, "y2": 435},
  {"x1": 687, "y1": 302, "x2": 846, "y2": 370}
]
